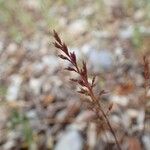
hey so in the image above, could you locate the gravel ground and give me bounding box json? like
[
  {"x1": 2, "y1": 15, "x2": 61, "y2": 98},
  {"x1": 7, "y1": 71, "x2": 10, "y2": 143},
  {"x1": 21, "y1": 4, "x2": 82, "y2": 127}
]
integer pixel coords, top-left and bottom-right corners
[{"x1": 0, "y1": 0, "x2": 150, "y2": 150}]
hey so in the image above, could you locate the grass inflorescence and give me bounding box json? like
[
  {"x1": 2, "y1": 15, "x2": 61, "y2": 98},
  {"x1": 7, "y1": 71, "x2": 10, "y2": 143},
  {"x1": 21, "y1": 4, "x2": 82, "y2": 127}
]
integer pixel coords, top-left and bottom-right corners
[{"x1": 53, "y1": 30, "x2": 122, "y2": 150}]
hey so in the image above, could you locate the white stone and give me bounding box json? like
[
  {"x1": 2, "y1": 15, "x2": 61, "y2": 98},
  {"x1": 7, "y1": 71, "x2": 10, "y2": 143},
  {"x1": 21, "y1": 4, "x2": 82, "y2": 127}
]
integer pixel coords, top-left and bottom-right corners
[
  {"x1": 81, "y1": 44, "x2": 92, "y2": 55},
  {"x1": 7, "y1": 43, "x2": 17, "y2": 53},
  {"x1": 92, "y1": 30, "x2": 111, "y2": 38},
  {"x1": 82, "y1": 7, "x2": 94, "y2": 16},
  {"x1": 24, "y1": 0, "x2": 40, "y2": 9},
  {"x1": 26, "y1": 110, "x2": 37, "y2": 119},
  {"x1": 42, "y1": 55, "x2": 59, "y2": 72},
  {"x1": 6, "y1": 75, "x2": 22, "y2": 101},
  {"x1": 55, "y1": 130, "x2": 83, "y2": 150},
  {"x1": 142, "y1": 134, "x2": 150, "y2": 150},
  {"x1": 3, "y1": 140, "x2": 15, "y2": 150},
  {"x1": 127, "y1": 109, "x2": 138, "y2": 118},
  {"x1": 29, "y1": 78, "x2": 43, "y2": 95},
  {"x1": 89, "y1": 50, "x2": 114, "y2": 72},
  {"x1": 119, "y1": 26, "x2": 133, "y2": 39},
  {"x1": 68, "y1": 20, "x2": 87, "y2": 36},
  {"x1": 111, "y1": 95, "x2": 129, "y2": 106},
  {"x1": 147, "y1": 89, "x2": 150, "y2": 97},
  {"x1": 87, "y1": 123, "x2": 96, "y2": 149}
]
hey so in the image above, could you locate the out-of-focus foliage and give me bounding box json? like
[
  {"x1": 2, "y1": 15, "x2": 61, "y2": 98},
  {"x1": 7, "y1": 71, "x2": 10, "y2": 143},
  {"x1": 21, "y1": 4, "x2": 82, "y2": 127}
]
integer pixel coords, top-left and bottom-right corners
[
  {"x1": 132, "y1": 26, "x2": 143, "y2": 49},
  {"x1": 0, "y1": 85, "x2": 7, "y2": 97},
  {"x1": 0, "y1": 0, "x2": 34, "y2": 43},
  {"x1": 9, "y1": 109, "x2": 34, "y2": 149}
]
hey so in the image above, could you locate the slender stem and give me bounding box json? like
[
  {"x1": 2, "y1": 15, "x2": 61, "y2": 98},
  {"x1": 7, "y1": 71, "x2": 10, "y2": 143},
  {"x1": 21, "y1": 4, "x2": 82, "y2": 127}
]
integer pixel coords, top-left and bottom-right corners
[
  {"x1": 85, "y1": 82, "x2": 122, "y2": 150},
  {"x1": 77, "y1": 69, "x2": 121, "y2": 149},
  {"x1": 75, "y1": 72, "x2": 121, "y2": 149},
  {"x1": 73, "y1": 58, "x2": 121, "y2": 149},
  {"x1": 99, "y1": 106, "x2": 122, "y2": 150}
]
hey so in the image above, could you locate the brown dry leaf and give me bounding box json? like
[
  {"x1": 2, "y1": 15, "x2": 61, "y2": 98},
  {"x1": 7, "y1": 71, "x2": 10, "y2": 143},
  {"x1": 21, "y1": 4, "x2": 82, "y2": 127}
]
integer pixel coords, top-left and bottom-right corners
[
  {"x1": 115, "y1": 80, "x2": 135, "y2": 95},
  {"x1": 7, "y1": 101, "x2": 27, "y2": 108},
  {"x1": 42, "y1": 95, "x2": 54, "y2": 107},
  {"x1": 66, "y1": 101, "x2": 81, "y2": 118},
  {"x1": 7, "y1": 49, "x2": 26, "y2": 76},
  {"x1": 128, "y1": 137, "x2": 142, "y2": 150}
]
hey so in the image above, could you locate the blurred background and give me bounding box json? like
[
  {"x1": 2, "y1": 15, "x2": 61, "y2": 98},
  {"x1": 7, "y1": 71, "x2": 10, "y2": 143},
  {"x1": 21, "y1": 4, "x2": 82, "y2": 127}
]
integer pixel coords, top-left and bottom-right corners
[{"x1": 0, "y1": 0, "x2": 150, "y2": 149}]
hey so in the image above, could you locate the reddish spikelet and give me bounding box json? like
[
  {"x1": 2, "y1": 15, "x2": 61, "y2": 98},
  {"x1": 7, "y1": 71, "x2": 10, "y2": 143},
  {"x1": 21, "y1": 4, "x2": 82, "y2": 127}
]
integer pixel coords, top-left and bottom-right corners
[
  {"x1": 78, "y1": 79, "x2": 86, "y2": 87},
  {"x1": 81, "y1": 61, "x2": 87, "y2": 79},
  {"x1": 54, "y1": 42, "x2": 62, "y2": 49},
  {"x1": 58, "y1": 54, "x2": 69, "y2": 60},
  {"x1": 65, "y1": 67, "x2": 77, "y2": 72},
  {"x1": 53, "y1": 30, "x2": 70, "y2": 57},
  {"x1": 53, "y1": 30, "x2": 62, "y2": 44},
  {"x1": 77, "y1": 88, "x2": 89, "y2": 95},
  {"x1": 62, "y1": 43, "x2": 69, "y2": 56},
  {"x1": 70, "y1": 52, "x2": 77, "y2": 64},
  {"x1": 70, "y1": 78, "x2": 78, "y2": 82},
  {"x1": 91, "y1": 76, "x2": 96, "y2": 86},
  {"x1": 53, "y1": 30, "x2": 122, "y2": 150}
]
